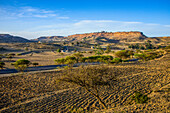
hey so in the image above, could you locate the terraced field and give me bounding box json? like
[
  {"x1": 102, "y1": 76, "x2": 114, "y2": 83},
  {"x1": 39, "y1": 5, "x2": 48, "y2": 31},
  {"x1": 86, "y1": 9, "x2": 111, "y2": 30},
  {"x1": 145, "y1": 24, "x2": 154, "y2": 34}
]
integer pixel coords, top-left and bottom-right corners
[{"x1": 0, "y1": 54, "x2": 169, "y2": 112}]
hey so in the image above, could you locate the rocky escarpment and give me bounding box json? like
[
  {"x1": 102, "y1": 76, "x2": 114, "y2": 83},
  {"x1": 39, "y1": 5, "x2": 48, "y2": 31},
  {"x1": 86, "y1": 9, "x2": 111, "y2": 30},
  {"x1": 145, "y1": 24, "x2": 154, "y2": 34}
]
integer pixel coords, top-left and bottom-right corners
[
  {"x1": 34, "y1": 36, "x2": 67, "y2": 42},
  {"x1": 0, "y1": 34, "x2": 32, "y2": 43},
  {"x1": 67, "y1": 31, "x2": 148, "y2": 42}
]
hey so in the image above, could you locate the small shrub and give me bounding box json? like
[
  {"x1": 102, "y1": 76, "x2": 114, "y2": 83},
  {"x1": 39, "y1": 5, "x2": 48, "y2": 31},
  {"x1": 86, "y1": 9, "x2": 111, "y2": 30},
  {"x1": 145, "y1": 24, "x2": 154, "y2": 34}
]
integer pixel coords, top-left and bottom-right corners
[
  {"x1": 112, "y1": 58, "x2": 122, "y2": 63},
  {"x1": 88, "y1": 51, "x2": 93, "y2": 54},
  {"x1": 32, "y1": 62, "x2": 39, "y2": 67},
  {"x1": 60, "y1": 53, "x2": 64, "y2": 56},
  {"x1": 17, "y1": 53, "x2": 22, "y2": 56},
  {"x1": 0, "y1": 62, "x2": 5, "y2": 69},
  {"x1": 80, "y1": 57, "x2": 88, "y2": 62},
  {"x1": 56, "y1": 49, "x2": 61, "y2": 53},
  {"x1": 131, "y1": 91, "x2": 149, "y2": 104}
]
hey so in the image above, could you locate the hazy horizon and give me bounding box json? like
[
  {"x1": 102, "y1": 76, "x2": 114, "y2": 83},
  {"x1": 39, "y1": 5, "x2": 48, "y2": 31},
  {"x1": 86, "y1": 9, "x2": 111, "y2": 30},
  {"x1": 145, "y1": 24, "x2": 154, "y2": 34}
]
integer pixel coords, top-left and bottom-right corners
[{"x1": 0, "y1": 0, "x2": 170, "y2": 39}]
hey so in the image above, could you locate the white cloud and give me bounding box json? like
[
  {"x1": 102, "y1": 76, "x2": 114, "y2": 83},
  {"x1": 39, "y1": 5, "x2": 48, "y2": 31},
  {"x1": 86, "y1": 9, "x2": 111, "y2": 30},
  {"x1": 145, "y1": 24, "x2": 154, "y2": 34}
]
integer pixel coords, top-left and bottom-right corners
[
  {"x1": 0, "y1": 6, "x2": 69, "y2": 19},
  {"x1": 1, "y1": 20, "x2": 170, "y2": 39},
  {"x1": 164, "y1": 25, "x2": 170, "y2": 27}
]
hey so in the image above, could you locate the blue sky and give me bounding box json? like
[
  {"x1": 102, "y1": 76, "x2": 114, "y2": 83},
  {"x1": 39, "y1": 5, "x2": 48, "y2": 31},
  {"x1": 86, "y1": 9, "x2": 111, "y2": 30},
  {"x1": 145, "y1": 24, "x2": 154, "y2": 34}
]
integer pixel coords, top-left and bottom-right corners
[{"x1": 0, "y1": 0, "x2": 170, "y2": 39}]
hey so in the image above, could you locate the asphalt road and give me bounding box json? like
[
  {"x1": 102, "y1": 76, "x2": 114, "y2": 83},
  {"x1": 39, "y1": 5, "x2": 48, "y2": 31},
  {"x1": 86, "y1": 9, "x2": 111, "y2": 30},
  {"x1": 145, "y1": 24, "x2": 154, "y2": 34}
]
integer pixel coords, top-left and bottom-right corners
[{"x1": 0, "y1": 62, "x2": 101, "y2": 75}]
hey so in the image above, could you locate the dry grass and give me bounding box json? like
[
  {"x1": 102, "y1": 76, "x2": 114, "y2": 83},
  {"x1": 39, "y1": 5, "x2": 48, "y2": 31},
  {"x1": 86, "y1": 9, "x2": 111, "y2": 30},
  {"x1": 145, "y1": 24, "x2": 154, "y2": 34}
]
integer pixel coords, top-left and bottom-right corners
[
  {"x1": 3, "y1": 51, "x2": 97, "y2": 69},
  {"x1": 0, "y1": 53, "x2": 169, "y2": 112}
]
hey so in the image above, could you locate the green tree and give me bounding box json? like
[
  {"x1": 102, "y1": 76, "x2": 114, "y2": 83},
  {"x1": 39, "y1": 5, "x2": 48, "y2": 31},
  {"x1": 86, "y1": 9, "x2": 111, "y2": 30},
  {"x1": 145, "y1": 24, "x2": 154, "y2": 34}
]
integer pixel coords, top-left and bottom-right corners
[
  {"x1": 105, "y1": 45, "x2": 111, "y2": 53},
  {"x1": 76, "y1": 41, "x2": 79, "y2": 46},
  {"x1": 72, "y1": 52, "x2": 84, "y2": 63},
  {"x1": 65, "y1": 56, "x2": 76, "y2": 66},
  {"x1": 56, "y1": 48, "x2": 61, "y2": 53},
  {"x1": 128, "y1": 45, "x2": 132, "y2": 49},
  {"x1": 55, "y1": 58, "x2": 65, "y2": 65},
  {"x1": 25, "y1": 47, "x2": 29, "y2": 51},
  {"x1": 0, "y1": 62, "x2": 5, "y2": 69},
  {"x1": 145, "y1": 40, "x2": 154, "y2": 49},
  {"x1": 71, "y1": 42, "x2": 74, "y2": 46},
  {"x1": 112, "y1": 58, "x2": 122, "y2": 63},
  {"x1": 140, "y1": 46, "x2": 145, "y2": 50},
  {"x1": 12, "y1": 59, "x2": 31, "y2": 72},
  {"x1": 115, "y1": 50, "x2": 130, "y2": 59},
  {"x1": 128, "y1": 50, "x2": 134, "y2": 58},
  {"x1": 134, "y1": 43, "x2": 140, "y2": 49}
]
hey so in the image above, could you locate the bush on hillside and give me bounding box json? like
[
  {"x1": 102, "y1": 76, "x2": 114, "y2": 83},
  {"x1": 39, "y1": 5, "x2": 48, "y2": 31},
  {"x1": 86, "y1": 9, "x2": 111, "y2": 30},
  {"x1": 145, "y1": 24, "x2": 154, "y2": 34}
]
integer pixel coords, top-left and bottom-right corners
[{"x1": 131, "y1": 91, "x2": 149, "y2": 104}]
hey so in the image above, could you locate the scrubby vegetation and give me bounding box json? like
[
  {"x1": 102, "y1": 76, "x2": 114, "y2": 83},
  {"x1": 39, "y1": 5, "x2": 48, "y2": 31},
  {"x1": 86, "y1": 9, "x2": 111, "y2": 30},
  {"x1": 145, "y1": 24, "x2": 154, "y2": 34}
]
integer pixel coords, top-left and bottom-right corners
[
  {"x1": 134, "y1": 50, "x2": 164, "y2": 61},
  {"x1": 55, "y1": 54, "x2": 114, "y2": 65},
  {"x1": 11, "y1": 59, "x2": 31, "y2": 72},
  {"x1": 128, "y1": 40, "x2": 155, "y2": 50},
  {"x1": 131, "y1": 91, "x2": 149, "y2": 104}
]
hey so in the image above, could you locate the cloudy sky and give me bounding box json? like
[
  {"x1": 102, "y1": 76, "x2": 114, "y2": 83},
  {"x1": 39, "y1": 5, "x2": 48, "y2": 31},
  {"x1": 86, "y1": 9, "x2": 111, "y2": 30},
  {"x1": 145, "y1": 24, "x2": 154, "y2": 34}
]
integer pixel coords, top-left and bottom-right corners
[{"x1": 0, "y1": 0, "x2": 170, "y2": 39}]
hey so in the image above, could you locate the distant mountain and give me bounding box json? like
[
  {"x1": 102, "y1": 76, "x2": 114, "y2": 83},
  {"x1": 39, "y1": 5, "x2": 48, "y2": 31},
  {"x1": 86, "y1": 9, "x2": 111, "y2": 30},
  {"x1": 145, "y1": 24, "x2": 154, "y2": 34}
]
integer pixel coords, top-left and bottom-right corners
[
  {"x1": 33, "y1": 36, "x2": 67, "y2": 42},
  {"x1": 2, "y1": 32, "x2": 169, "y2": 44},
  {"x1": 0, "y1": 34, "x2": 32, "y2": 43}
]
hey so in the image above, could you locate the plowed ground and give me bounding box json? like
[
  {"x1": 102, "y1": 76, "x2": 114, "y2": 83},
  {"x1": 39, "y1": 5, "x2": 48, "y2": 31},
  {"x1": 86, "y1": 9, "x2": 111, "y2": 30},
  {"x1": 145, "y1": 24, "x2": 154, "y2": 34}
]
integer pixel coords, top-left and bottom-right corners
[{"x1": 0, "y1": 54, "x2": 169, "y2": 113}]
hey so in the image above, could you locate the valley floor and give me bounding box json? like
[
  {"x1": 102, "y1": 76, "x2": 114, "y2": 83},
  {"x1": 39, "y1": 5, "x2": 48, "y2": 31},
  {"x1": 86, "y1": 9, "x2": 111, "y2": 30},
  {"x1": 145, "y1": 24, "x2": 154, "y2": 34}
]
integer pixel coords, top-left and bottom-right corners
[{"x1": 0, "y1": 53, "x2": 169, "y2": 112}]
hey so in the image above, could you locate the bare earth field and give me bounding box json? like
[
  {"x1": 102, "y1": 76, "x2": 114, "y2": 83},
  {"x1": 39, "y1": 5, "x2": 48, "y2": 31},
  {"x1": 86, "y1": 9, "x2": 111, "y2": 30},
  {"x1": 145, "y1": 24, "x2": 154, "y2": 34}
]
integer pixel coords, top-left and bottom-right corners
[
  {"x1": 3, "y1": 51, "x2": 97, "y2": 69},
  {"x1": 0, "y1": 52, "x2": 169, "y2": 112}
]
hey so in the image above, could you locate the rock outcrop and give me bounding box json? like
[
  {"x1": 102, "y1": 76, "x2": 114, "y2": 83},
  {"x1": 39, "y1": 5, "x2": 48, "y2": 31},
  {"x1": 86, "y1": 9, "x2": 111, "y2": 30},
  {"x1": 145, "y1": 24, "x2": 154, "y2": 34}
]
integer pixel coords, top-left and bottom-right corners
[
  {"x1": 34, "y1": 36, "x2": 67, "y2": 42},
  {"x1": 0, "y1": 34, "x2": 32, "y2": 43},
  {"x1": 67, "y1": 31, "x2": 148, "y2": 42}
]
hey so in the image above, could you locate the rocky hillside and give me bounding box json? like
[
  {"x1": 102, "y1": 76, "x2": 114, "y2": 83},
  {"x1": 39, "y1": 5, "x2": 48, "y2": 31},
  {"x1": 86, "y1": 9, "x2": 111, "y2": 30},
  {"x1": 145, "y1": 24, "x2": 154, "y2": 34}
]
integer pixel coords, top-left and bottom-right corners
[
  {"x1": 0, "y1": 34, "x2": 32, "y2": 43},
  {"x1": 33, "y1": 36, "x2": 67, "y2": 42},
  {"x1": 67, "y1": 31, "x2": 148, "y2": 42}
]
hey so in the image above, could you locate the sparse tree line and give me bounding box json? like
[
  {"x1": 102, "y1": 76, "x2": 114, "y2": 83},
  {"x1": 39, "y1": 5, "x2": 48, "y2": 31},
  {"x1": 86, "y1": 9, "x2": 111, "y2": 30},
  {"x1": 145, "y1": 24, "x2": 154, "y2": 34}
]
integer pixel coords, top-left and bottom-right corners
[
  {"x1": 55, "y1": 48, "x2": 166, "y2": 67},
  {"x1": 128, "y1": 40, "x2": 165, "y2": 50},
  {"x1": 0, "y1": 53, "x2": 39, "y2": 71},
  {"x1": 0, "y1": 44, "x2": 168, "y2": 71},
  {"x1": 55, "y1": 52, "x2": 120, "y2": 66}
]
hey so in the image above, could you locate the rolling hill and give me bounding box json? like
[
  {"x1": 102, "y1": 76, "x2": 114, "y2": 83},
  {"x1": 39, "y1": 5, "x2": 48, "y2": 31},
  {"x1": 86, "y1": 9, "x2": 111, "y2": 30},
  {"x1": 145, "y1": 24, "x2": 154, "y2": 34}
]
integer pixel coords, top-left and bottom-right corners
[{"x1": 0, "y1": 34, "x2": 32, "y2": 43}]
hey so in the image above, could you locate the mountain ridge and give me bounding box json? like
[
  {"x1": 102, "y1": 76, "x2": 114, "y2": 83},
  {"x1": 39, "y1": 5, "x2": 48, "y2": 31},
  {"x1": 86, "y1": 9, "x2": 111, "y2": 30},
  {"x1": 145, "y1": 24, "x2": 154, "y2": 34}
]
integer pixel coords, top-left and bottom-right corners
[
  {"x1": 0, "y1": 34, "x2": 32, "y2": 43},
  {"x1": 0, "y1": 31, "x2": 170, "y2": 43}
]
